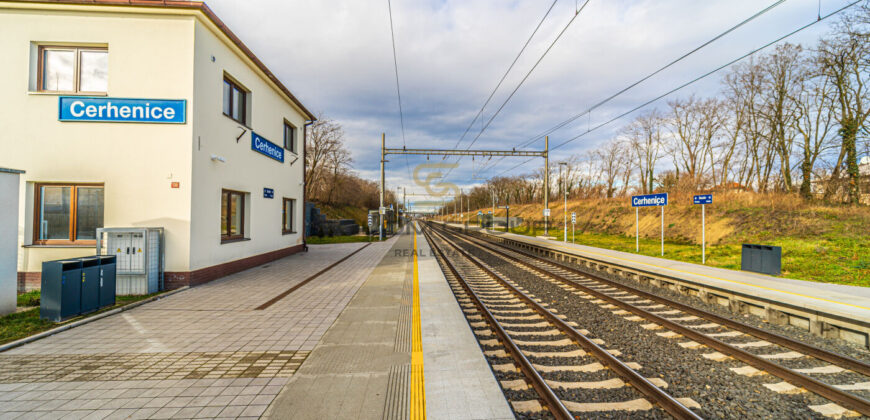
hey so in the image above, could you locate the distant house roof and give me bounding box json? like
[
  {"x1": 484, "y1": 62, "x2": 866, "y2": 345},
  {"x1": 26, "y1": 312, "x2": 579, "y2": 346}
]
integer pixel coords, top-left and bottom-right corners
[{"x1": 2, "y1": 0, "x2": 316, "y2": 121}]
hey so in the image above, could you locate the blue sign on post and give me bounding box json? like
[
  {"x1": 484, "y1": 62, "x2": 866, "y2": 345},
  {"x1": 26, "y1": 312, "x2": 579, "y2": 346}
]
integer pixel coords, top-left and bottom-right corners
[
  {"x1": 263, "y1": 188, "x2": 274, "y2": 199},
  {"x1": 631, "y1": 193, "x2": 668, "y2": 207},
  {"x1": 251, "y1": 132, "x2": 284, "y2": 162},
  {"x1": 59, "y1": 96, "x2": 186, "y2": 123},
  {"x1": 693, "y1": 194, "x2": 713, "y2": 205}
]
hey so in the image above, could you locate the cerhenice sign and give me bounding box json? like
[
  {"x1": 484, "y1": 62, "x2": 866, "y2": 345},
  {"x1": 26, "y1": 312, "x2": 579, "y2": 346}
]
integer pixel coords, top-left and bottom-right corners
[
  {"x1": 59, "y1": 97, "x2": 186, "y2": 123},
  {"x1": 631, "y1": 193, "x2": 668, "y2": 207},
  {"x1": 251, "y1": 132, "x2": 284, "y2": 163}
]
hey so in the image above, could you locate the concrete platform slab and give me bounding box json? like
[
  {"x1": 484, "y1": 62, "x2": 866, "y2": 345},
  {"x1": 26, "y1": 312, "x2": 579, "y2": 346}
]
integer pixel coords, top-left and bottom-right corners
[{"x1": 0, "y1": 240, "x2": 394, "y2": 419}]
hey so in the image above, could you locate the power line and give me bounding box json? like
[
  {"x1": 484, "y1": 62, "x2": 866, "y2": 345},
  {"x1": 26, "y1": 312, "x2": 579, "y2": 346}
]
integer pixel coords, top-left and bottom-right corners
[
  {"x1": 451, "y1": 0, "x2": 559, "y2": 149},
  {"x1": 443, "y1": 0, "x2": 592, "y2": 181},
  {"x1": 463, "y1": 0, "x2": 592, "y2": 152},
  {"x1": 493, "y1": 0, "x2": 863, "y2": 177},
  {"x1": 387, "y1": 0, "x2": 412, "y2": 180},
  {"x1": 477, "y1": 0, "x2": 787, "y2": 175}
]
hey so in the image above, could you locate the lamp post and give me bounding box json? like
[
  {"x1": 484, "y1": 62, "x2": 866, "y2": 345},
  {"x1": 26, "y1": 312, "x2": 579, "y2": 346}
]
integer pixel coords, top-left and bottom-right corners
[{"x1": 559, "y1": 162, "x2": 567, "y2": 242}]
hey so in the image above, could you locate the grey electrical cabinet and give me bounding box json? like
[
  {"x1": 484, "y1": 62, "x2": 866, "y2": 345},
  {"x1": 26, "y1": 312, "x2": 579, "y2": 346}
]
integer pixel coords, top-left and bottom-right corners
[
  {"x1": 96, "y1": 228, "x2": 164, "y2": 295},
  {"x1": 741, "y1": 244, "x2": 782, "y2": 276},
  {"x1": 98, "y1": 255, "x2": 116, "y2": 307},
  {"x1": 40, "y1": 259, "x2": 82, "y2": 322}
]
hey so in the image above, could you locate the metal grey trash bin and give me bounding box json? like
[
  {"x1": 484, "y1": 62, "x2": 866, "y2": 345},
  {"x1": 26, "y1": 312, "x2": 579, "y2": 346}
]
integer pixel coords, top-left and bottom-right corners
[
  {"x1": 80, "y1": 257, "x2": 101, "y2": 314},
  {"x1": 741, "y1": 244, "x2": 782, "y2": 276},
  {"x1": 98, "y1": 255, "x2": 117, "y2": 308},
  {"x1": 40, "y1": 259, "x2": 83, "y2": 322}
]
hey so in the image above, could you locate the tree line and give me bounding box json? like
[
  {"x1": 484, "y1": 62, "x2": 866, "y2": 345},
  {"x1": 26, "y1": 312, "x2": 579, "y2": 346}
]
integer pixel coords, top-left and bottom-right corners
[
  {"x1": 304, "y1": 114, "x2": 394, "y2": 210},
  {"x1": 453, "y1": 5, "x2": 869, "y2": 211}
]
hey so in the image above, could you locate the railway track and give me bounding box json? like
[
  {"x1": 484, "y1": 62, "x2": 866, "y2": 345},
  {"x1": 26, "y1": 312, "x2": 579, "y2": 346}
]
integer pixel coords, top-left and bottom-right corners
[
  {"x1": 423, "y1": 226, "x2": 703, "y2": 419},
  {"x1": 429, "y1": 222, "x2": 870, "y2": 419}
]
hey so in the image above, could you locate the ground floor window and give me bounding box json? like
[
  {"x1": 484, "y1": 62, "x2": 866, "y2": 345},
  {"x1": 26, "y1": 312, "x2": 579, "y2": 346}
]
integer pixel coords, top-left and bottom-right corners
[
  {"x1": 34, "y1": 183, "x2": 104, "y2": 245},
  {"x1": 283, "y1": 198, "x2": 296, "y2": 234},
  {"x1": 221, "y1": 189, "x2": 246, "y2": 242}
]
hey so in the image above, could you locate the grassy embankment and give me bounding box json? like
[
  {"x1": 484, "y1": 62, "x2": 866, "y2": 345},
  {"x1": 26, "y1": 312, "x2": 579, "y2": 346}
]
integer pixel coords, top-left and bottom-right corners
[
  {"x1": 1, "y1": 292, "x2": 162, "y2": 345},
  {"x1": 440, "y1": 191, "x2": 870, "y2": 287}
]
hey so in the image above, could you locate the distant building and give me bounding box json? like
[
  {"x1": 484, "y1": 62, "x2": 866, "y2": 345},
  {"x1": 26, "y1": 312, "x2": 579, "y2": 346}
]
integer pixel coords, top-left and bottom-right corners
[
  {"x1": 811, "y1": 156, "x2": 870, "y2": 204},
  {"x1": 0, "y1": 0, "x2": 316, "y2": 292}
]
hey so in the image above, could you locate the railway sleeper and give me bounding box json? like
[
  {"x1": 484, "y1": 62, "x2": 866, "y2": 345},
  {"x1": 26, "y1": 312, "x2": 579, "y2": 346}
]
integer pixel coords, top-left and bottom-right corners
[{"x1": 450, "y1": 224, "x2": 870, "y2": 349}]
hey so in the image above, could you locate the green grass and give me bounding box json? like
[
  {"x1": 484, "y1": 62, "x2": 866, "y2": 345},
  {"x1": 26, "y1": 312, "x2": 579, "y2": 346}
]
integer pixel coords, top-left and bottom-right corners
[
  {"x1": 17, "y1": 290, "x2": 40, "y2": 307},
  {"x1": 506, "y1": 225, "x2": 870, "y2": 287},
  {"x1": 0, "y1": 291, "x2": 163, "y2": 346},
  {"x1": 306, "y1": 235, "x2": 375, "y2": 244}
]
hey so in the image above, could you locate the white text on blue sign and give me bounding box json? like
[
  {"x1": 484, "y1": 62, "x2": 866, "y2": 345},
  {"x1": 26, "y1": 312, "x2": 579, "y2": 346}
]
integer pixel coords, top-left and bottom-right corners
[
  {"x1": 59, "y1": 97, "x2": 186, "y2": 123},
  {"x1": 693, "y1": 194, "x2": 713, "y2": 205},
  {"x1": 251, "y1": 132, "x2": 284, "y2": 163},
  {"x1": 631, "y1": 193, "x2": 668, "y2": 207}
]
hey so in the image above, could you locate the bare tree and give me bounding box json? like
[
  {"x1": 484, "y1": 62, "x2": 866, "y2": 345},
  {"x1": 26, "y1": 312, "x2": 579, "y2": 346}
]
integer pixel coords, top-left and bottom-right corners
[
  {"x1": 818, "y1": 8, "x2": 870, "y2": 204},
  {"x1": 304, "y1": 114, "x2": 346, "y2": 200},
  {"x1": 758, "y1": 43, "x2": 804, "y2": 192},
  {"x1": 667, "y1": 96, "x2": 721, "y2": 187},
  {"x1": 624, "y1": 110, "x2": 665, "y2": 193},
  {"x1": 594, "y1": 139, "x2": 624, "y2": 198},
  {"x1": 793, "y1": 55, "x2": 836, "y2": 199}
]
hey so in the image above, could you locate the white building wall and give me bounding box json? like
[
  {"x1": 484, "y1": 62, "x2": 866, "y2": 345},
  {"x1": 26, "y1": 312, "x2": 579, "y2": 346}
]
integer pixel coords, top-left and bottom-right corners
[
  {"x1": 189, "y1": 20, "x2": 306, "y2": 271},
  {"x1": 0, "y1": 4, "x2": 196, "y2": 274}
]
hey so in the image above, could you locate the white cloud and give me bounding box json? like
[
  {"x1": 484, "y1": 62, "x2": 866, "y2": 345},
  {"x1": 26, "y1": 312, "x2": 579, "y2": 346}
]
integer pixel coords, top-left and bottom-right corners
[{"x1": 205, "y1": 0, "x2": 849, "y2": 194}]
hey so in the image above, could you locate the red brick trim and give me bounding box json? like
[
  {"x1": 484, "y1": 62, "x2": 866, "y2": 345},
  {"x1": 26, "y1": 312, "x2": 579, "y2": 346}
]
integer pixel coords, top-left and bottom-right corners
[
  {"x1": 17, "y1": 272, "x2": 41, "y2": 293},
  {"x1": 164, "y1": 243, "x2": 305, "y2": 290}
]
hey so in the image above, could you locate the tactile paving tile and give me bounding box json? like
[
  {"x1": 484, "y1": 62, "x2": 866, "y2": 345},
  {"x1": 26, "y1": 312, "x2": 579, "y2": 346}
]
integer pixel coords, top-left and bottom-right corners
[{"x1": 0, "y1": 351, "x2": 308, "y2": 383}]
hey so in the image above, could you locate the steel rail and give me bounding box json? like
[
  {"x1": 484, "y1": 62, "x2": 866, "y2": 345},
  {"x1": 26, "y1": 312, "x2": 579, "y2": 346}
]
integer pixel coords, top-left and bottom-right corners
[
  {"x1": 422, "y1": 228, "x2": 573, "y2": 420},
  {"x1": 426, "y1": 226, "x2": 703, "y2": 420},
  {"x1": 435, "y1": 224, "x2": 870, "y2": 417},
  {"x1": 464, "y1": 229, "x2": 870, "y2": 377}
]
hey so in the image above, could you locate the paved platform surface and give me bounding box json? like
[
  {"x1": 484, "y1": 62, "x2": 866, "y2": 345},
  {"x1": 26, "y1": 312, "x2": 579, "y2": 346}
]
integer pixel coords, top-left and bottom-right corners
[
  {"x1": 446, "y1": 222, "x2": 870, "y2": 323},
  {"x1": 0, "y1": 241, "x2": 393, "y2": 419},
  {"x1": 265, "y1": 225, "x2": 513, "y2": 419}
]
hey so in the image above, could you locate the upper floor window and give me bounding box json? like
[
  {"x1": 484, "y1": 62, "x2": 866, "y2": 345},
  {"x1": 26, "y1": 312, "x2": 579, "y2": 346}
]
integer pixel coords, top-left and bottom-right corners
[
  {"x1": 222, "y1": 77, "x2": 247, "y2": 125},
  {"x1": 38, "y1": 46, "x2": 108, "y2": 93},
  {"x1": 284, "y1": 121, "x2": 296, "y2": 153}
]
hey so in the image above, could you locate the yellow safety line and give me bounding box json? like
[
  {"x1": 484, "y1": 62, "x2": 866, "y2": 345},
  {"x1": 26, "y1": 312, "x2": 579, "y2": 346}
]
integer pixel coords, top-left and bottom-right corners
[
  {"x1": 507, "y1": 232, "x2": 870, "y2": 312},
  {"x1": 410, "y1": 229, "x2": 426, "y2": 419}
]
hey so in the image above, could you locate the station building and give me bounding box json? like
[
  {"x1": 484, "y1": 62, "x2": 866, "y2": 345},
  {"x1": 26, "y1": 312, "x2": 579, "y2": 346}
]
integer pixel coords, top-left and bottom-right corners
[{"x1": 0, "y1": 0, "x2": 316, "y2": 292}]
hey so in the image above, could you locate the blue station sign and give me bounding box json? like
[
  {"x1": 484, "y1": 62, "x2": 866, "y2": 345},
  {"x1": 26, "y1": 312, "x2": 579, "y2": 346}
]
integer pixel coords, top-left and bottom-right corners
[
  {"x1": 263, "y1": 188, "x2": 274, "y2": 199},
  {"x1": 59, "y1": 96, "x2": 186, "y2": 123},
  {"x1": 693, "y1": 194, "x2": 713, "y2": 205},
  {"x1": 632, "y1": 193, "x2": 668, "y2": 207},
  {"x1": 251, "y1": 132, "x2": 284, "y2": 163}
]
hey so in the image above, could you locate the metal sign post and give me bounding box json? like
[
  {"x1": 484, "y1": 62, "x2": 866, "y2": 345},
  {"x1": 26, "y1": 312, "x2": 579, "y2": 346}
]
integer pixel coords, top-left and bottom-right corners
[
  {"x1": 571, "y1": 212, "x2": 576, "y2": 244},
  {"x1": 543, "y1": 208, "x2": 551, "y2": 236},
  {"x1": 631, "y1": 193, "x2": 668, "y2": 255},
  {"x1": 693, "y1": 194, "x2": 713, "y2": 264}
]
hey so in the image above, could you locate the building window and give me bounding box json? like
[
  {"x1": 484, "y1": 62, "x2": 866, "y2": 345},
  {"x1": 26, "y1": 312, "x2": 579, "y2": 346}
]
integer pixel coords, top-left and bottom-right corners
[
  {"x1": 33, "y1": 183, "x2": 104, "y2": 245},
  {"x1": 38, "y1": 46, "x2": 108, "y2": 93},
  {"x1": 221, "y1": 189, "x2": 246, "y2": 242},
  {"x1": 282, "y1": 198, "x2": 296, "y2": 234},
  {"x1": 222, "y1": 77, "x2": 247, "y2": 125},
  {"x1": 283, "y1": 121, "x2": 297, "y2": 153}
]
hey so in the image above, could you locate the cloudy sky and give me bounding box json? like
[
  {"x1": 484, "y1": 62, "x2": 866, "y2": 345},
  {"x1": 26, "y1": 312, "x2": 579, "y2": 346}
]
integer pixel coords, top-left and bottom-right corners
[{"x1": 205, "y1": 0, "x2": 851, "y2": 204}]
